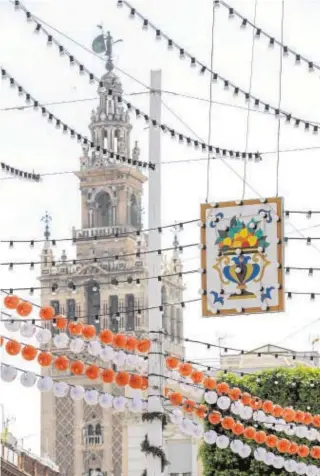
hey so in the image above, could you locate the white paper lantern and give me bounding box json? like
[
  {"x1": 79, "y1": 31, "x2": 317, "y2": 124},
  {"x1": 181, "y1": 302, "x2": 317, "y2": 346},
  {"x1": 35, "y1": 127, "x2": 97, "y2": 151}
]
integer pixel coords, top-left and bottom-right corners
[
  {"x1": 204, "y1": 390, "x2": 217, "y2": 405},
  {"x1": 255, "y1": 410, "x2": 267, "y2": 422},
  {"x1": 180, "y1": 419, "x2": 194, "y2": 435},
  {"x1": 284, "y1": 425, "x2": 295, "y2": 437},
  {"x1": 1, "y1": 365, "x2": 17, "y2": 382},
  {"x1": 307, "y1": 429, "x2": 318, "y2": 442},
  {"x1": 36, "y1": 328, "x2": 52, "y2": 344},
  {"x1": 254, "y1": 447, "x2": 267, "y2": 462},
  {"x1": 20, "y1": 371, "x2": 36, "y2": 387},
  {"x1": 53, "y1": 333, "x2": 69, "y2": 349},
  {"x1": 4, "y1": 320, "x2": 21, "y2": 332},
  {"x1": 113, "y1": 396, "x2": 126, "y2": 411},
  {"x1": 216, "y1": 435, "x2": 229, "y2": 449},
  {"x1": 20, "y1": 322, "x2": 36, "y2": 338},
  {"x1": 53, "y1": 381, "x2": 69, "y2": 398},
  {"x1": 204, "y1": 430, "x2": 217, "y2": 445},
  {"x1": 70, "y1": 337, "x2": 85, "y2": 354},
  {"x1": 128, "y1": 397, "x2": 143, "y2": 413},
  {"x1": 37, "y1": 376, "x2": 53, "y2": 392},
  {"x1": 273, "y1": 456, "x2": 285, "y2": 469},
  {"x1": 296, "y1": 462, "x2": 308, "y2": 475},
  {"x1": 296, "y1": 425, "x2": 308, "y2": 439},
  {"x1": 217, "y1": 396, "x2": 231, "y2": 410},
  {"x1": 192, "y1": 424, "x2": 204, "y2": 439},
  {"x1": 125, "y1": 354, "x2": 137, "y2": 369},
  {"x1": 170, "y1": 409, "x2": 183, "y2": 425},
  {"x1": 84, "y1": 389, "x2": 99, "y2": 405},
  {"x1": 99, "y1": 393, "x2": 113, "y2": 408},
  {"x1": 100, "y1": 346, "x2": 114, "y2": 362},
  {"x1": 284, "y1": 459, "x2": 298, "y2": 473},
  {"x1": 264, "y1": 452, "x2": 275, "y2": 466},
  {"x1": 239, "y1": 444, "x2": 251, "y2": 458},
  {"x1": 307, "y1": 465, "x2": 318, "y2": 476},
  {"x1": 240, "y1": 405, "x2": 253, "y2": 420},
  {"x1": 70, "y1": 385, "x2": 85, "y2": 401},
  {"x1": 230, "y1": 440, "x2": 241, "y2": 454},
  {"x1": 88, "y1": 340, "x2": 102, "y2": 357},
  {"x1": 113, "y1": 351, "x2": 127, "y2": 367}
]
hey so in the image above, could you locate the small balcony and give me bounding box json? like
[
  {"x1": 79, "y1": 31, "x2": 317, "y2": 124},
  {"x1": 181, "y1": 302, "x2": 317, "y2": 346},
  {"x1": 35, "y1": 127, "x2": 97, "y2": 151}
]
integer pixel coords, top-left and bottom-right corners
[
  {"x1": 84, "y1": 435, "x2": 104, "y2": 446},
  {"x1": 72, "y1": 226, "x2": 137, "y2": 241}
]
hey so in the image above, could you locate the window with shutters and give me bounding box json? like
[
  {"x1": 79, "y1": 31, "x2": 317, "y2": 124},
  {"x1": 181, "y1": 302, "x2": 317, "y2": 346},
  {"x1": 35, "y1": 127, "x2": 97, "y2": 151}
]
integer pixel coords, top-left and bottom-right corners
[
  {"x1": 66, "y1": 299, "x2": 76, "y2": 318},
  {"x1": 125, "y1": 294, "x2": 135, "y2": 331},
  {"x1": 109, "y1": 295, "x2": 119, "y2": 332},
  {"x1": 50, "y1": 300, "x2": 60, "y2": 315}
]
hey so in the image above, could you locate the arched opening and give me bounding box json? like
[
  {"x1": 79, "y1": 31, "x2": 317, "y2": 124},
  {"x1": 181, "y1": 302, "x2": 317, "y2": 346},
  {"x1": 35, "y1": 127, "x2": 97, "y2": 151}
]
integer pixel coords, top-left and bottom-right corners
[
  {"x1": 95, "y1": 192, "x2": 112, "y2": 227},
  {"x1": 95, "y1": 424, "x2": 101, "y2": 435},
  {"x1": 87, "y1": 424, "x2": 94, "y2": 436},
  {"x1": 86, "y1": 281, "x2": 101, "y2": 332},
  {"x1": 130, "y1": 194, "x2": 139, "y2": 228}
]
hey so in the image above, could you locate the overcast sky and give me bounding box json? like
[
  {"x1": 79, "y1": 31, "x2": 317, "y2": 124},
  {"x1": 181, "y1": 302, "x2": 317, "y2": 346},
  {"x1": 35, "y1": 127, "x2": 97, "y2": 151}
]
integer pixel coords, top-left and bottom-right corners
[{"x1": 1, "y1": 0, "x2": 320, "y2": 455}]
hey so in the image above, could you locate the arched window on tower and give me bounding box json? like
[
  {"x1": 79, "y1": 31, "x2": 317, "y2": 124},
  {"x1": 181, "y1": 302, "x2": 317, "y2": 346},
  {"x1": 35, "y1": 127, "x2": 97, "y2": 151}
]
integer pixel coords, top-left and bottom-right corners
[
  {"x1": 95, "y1": 424, "x2": 101, "y2": 436},
  {"x1": 86, "y1": 281, "x2": 101, "y2": 332},
  {"x1": 130, "y1": 194, "x2": 139, "y2": 228},
  {"x1": 96, "y1": 192, "x2": 113, "y2": 227},
  {"x1": 87, "y1": 424, "x2": 94, "y2": 436},
  {"x1": 170, "y1": 306, "x2": 175, "y2": 342}
]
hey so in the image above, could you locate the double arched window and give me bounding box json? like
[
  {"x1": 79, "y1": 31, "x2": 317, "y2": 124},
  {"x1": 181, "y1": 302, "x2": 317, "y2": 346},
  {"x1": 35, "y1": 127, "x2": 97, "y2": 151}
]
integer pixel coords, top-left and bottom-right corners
[
  {"x1": 130, "y1": 194, "x2": 139, "y2": 228},
  {"x1": 95, "y1": 192, "x2": 113, "y2": 227}
]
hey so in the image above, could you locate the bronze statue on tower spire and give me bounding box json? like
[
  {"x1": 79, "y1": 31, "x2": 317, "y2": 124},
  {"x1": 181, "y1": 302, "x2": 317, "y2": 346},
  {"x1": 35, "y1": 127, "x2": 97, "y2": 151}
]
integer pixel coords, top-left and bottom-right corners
[{"x1": 92, "y1": 27, "x2": 123, "y2": 72}]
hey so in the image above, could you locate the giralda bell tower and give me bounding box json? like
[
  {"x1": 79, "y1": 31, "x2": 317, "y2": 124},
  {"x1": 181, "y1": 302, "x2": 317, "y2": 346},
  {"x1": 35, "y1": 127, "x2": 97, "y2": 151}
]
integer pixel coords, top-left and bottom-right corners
[{"x1": 39, "y1": 32, "x2": 185, "y2": 476}]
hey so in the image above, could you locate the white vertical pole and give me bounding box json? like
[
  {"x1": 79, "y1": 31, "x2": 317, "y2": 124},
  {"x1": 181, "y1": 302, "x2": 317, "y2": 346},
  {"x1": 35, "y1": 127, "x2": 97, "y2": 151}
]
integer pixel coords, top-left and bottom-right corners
[{"x1": 147, "y1": 69, "x2": 163, "y2": 476}]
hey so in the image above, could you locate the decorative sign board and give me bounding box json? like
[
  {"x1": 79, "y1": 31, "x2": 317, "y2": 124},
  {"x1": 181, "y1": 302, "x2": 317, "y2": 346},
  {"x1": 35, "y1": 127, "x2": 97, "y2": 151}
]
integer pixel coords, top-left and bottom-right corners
[{"x1": 200, "y1": 198, "x2": 284, "y2": 317}]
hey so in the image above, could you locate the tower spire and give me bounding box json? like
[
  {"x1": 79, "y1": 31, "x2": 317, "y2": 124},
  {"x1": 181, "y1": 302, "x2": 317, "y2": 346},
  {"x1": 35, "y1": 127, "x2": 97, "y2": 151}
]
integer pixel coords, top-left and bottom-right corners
[{"x1": 41, "y1": 211, "x2": 52, "y2": 242}]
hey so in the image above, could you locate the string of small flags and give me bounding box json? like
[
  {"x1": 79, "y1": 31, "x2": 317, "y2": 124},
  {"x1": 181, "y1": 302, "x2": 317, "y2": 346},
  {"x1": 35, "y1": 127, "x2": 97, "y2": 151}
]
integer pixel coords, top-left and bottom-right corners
[
  {"x1": 1, "y1": 66, "x2": 155, "y2": 170},
  {"x1": 116, "y1": 0, "x2": 320, "y2": 133},
  {"x1": 1, "y1": 162, "x2": 40, "y2": 182},
  {"x1": 11, "y1": 0, "x2": 262, "y2": 161},
  {"x1": 215, "y1": 0, "x2": 320, "y2": 75}
]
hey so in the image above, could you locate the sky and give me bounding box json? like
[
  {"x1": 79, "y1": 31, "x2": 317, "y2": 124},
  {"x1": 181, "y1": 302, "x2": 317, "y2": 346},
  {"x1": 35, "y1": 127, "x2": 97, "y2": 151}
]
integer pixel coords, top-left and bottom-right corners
[{"x1": 1, "y1": 0, "x2": 320, "y2": 456}]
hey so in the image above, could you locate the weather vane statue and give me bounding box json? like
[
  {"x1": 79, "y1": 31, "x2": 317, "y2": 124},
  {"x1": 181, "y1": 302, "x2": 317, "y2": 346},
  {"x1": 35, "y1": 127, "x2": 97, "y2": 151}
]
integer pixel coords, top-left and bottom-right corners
[
  {"x1": 92, "y1": 25, "x2": 123, "y2": 72},
  {"x1": 41, "y1": 211, "x2": 52, "y2": 241}
]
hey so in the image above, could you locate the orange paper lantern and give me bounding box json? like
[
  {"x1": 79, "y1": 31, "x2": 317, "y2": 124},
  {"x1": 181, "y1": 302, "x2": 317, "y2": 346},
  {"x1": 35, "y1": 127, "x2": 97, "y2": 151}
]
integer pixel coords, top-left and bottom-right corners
[
  {"x1": 56, "y1": 315, "x2": 67, "y2": 330},
  {"x1": 125, "y1": 336, "x2": 137, "y2": 352},
  {"x1": 54, "y1": 355, "x2": 69, "y2": 371},
  {"x1": 129, "y1": 374, "x2": 143, "y2": 390},
  {"x1": 195, "y1": 404, "x2": 207, "y2": 419},
  {"x1": 241, "y1": 392, "x2": 251, "y2": 405},
  {"x1": 277, "y1": 439, "x2": 291, "y2": 454},
  {"x1": 115, "y1": 371, "x2": 130, "y2": 387},
  {"x1": 136, "y1": 339, "x2": 151, "y2": 353},
  {"x1": 216, "y1": 382, "x2": 229, "y2": 394},
  {"x1": 39, "y1": 306, "x2": 55, "y2": 320},
  {"x1": 101, "y1": 368, "x2": 115, "y2": 383},
  {"x1": 68, "y1": 322, "x2": 83, "y2": 335},
  {"x1": 113, "y1": 334, "x2": 127, "y2": 349},
  {"x1": 203, "y1": 377, "x2": 216, "y2": 390},
  {"x1": 243, "y1": 426, "x2": 256, "y2": 440},
  {"x1": 5, "y1": 339, "x2": 21, "y2": 356},
  {"x1": 21, "y1": 345, "x2": 37, "y2": 361},
  {"x1": 232, "y1": 422, "x2": 244, "y2": 436},
  {"x1": 82, "y1": 325, "x2": 96, "y2": 340},
  {"x1": 178, "y1": 363, "x2": 193, "y2": 377},
  {"x1": 4, "y1": 295, "x2": 20, "y2": 309},
  {"x1": 221, "y1": 416, "x2": 235, "y2": 431},
  {"x1": 70, "y1": 360, "x2": 85, "y2": 375},
  {"x1": 165, "y1": 356, "x2": 179, "y2": 370},
  {"x1": 254, "y1": 431, "x2": 267, "y2": 444},
  {"x1": 169, "y1": 392, "x2": 183, "y2": 406},
  {"x1": 208, "y1": 411, "x2": 221, "y2": 425},
  {"x1": 99, "y1": 329, "x2": 113, "y2": 345},
  {"x1": 16, "y1": 301, "x2": 32, "y2": 317},
  {"x1": 262, "y1": 400, "x2": 274, "y2": 414},
  {"x1": 229, "y1": 387, "x2": 242, "y2": 401},
  {"x1": 191, "y1": 370, "x2": 204, "y2": 384},
  {"x1": 85, "y1": 365, "x2": 100, "y2": 380},
  {"x1": 266, "y1": 434, "x2": 278, "y2": 448},
  {"x1": 38, "y1": 352, "x2": 53, "y2": 367},
  {"x1": 297, "y1": 445, "x2": 310, "y2": 458}
]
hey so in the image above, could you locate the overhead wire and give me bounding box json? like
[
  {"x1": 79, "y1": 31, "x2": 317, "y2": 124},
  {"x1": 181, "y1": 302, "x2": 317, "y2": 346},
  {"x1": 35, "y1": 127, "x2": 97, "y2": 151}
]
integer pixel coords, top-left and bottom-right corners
[
  {"x1": 275, "y1": 0, "x2": 285, "y2": 197},
  {"x1": 205, "y1": 1, "x2": 216, "y2": 203},
  {"x1": 241, "y1": 0, "x2": 258, "y2": 200}
]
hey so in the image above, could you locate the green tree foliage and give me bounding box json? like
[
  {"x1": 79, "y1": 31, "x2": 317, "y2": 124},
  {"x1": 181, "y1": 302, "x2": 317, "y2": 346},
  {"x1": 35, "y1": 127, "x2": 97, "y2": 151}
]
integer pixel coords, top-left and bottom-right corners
[{"x1": 200, "y1": 366, "x2": 320, "y2": 476}]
